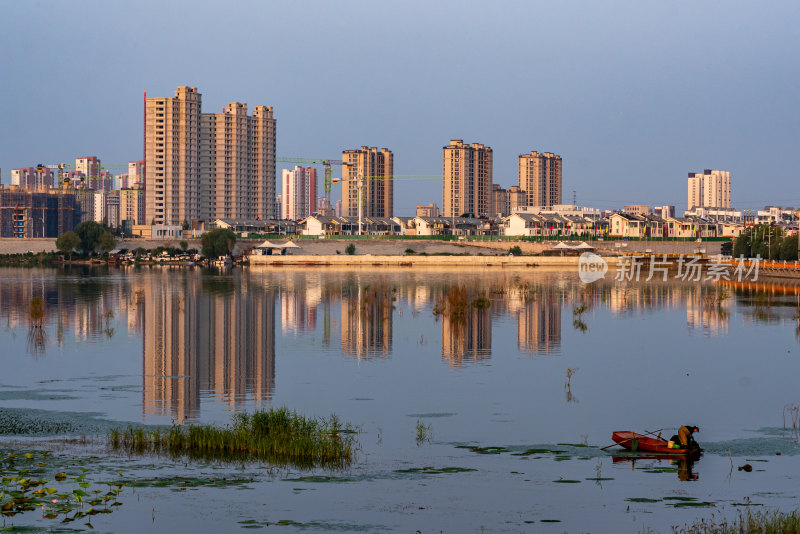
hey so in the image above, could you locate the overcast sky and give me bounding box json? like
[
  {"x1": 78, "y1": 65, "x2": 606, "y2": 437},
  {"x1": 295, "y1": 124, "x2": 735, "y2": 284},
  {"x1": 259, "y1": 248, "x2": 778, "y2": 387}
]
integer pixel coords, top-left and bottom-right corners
[{"x1": 1, "y1": 0, "x2": 798, "y2": 215}]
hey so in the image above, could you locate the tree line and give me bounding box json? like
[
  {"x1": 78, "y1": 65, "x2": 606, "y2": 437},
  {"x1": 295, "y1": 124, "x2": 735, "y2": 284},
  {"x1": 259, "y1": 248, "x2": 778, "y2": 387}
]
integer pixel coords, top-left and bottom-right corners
[
  {"x1": 55, "y1": 224, "x2": 238, "y2": 260},
  {"x1": 733, "y1": 225, "x2": 799, "y2": 261}
]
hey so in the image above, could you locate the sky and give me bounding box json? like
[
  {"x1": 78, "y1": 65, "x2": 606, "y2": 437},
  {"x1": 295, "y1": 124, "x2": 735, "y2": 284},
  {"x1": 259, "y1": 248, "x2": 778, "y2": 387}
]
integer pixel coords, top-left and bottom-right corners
[{"x1": 1, "y1": 0, "x2": 798, "y2": 216}]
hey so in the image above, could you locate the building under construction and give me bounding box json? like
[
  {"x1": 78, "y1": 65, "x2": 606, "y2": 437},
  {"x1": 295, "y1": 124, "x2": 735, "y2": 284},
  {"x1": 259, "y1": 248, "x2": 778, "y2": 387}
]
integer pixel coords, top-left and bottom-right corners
[{"x1": 0, "y1": 187, "x2": 77, "y2": 238}]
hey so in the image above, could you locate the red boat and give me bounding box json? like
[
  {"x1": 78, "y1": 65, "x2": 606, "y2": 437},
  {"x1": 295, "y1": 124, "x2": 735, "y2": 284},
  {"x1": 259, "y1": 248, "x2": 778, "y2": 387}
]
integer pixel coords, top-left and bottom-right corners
[{"x1": 611, "y1": 431, "x2": 700, "y2": 455}]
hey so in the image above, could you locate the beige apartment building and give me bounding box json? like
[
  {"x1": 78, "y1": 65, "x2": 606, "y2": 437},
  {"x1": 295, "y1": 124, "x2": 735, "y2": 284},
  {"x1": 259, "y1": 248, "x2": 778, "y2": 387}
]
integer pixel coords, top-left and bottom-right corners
[
  {"x1": 146, "y1": 86, "x2": 276, "y2": 226},
  {"x1": 519, "y1": 151, "x2": 562, "y2": 209},
  {"x1": 200, "y1": 103, "x2": 276, "y2": 221},
  {"x1": 623, "y1": 204, "x2": 650, "y2": 216},
  {"x1": 341, "y1": 147, "x2": 393, "y2": 218},
  {"x1": 687, "y1": 169, "x2": 731, "y2": 210},
  {"x1": 145, "y1": 86, "x2": 201, "y2": 226},
  {"x1": 120, "y1": 187, "x2": 144, "y2": 226},
  {"x1": 490, "y1": 184, "x2": 525, "y2": 217},
  {"x1": 442, "y1": 140, "x2": 492, "y2": 218},
  {"x1": 416, "y1": 203, "x2": 440, "y2": 218},
  {"x1": 199, "y1": 103, "x2": 276, "y2": 221}
]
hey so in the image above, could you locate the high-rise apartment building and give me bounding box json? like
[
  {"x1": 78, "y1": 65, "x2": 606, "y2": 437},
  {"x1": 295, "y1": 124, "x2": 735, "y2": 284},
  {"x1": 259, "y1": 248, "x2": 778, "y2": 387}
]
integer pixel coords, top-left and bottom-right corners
[
  {"x1": 75, "y1": 157, "x2": 109, "y2": 190},
  {"x1": 199, "y1": 102, "x2": 276, "y2": 221},
  {"x1": 623, "y1": 205, "x2": 650, "y2": 216},
  {"x1": 490, "y1": 184, "x2": 526, "y2": 217},
  {"x1": 518, "y1": 151, "x2": 562, "y2": 209},
  {"x1": 93, "y1": 191, "x2": 120, "y2": 227},
  {"x1": 416, "y1": 203, "x2": 440, "y2": 218},
  {"x1": 341, "y1": 147, "x2": 393, "y2": 218},
  {"x1": 687, "y1": 169, "x2": 731, "y2": 210},
  {"x1": 280, "y1": 166, "x2": 317, "y2": 220},
  {"x1": 128, "y1": 161, "x2": 145, "y2": 186},
  {"x1": 145, "y1": 86, "x2": 201, "y2": 226},
  {"x1": 120, "y1": 188, "x2": 144, "y2": 225},
  {"x1": 442, "y1": 140, "x2": 492, "y2": 218}
]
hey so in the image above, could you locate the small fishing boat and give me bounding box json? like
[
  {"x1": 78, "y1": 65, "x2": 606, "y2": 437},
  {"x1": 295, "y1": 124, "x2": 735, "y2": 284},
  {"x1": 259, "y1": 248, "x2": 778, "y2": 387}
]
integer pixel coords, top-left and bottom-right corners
[{"x1": 611, "y1": 431, "x2": 701, "y2": 456}]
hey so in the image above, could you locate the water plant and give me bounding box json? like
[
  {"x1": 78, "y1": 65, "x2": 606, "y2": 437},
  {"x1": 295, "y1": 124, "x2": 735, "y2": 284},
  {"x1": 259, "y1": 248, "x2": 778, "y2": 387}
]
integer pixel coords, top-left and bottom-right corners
[
  {"x1": 415, "y1": 420, "x2": 432, "y2": 446},
  {"x1": 0, "y1": 449, "x2": 124, "y2": 527},
  {"x1": 668, "y1": 509, "x2": 800, "y2": 533},
  {"x1": 108, "y1": 407, "x2": 358, "y2": 468},
  {"x1": 432, "y1": 285, "x2": 491, "y2": 319}
]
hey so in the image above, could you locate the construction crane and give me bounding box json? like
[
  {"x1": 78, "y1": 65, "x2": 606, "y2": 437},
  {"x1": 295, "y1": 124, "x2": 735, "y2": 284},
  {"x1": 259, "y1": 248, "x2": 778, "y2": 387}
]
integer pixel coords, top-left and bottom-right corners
[{"x1": 276, "y1": 157, "x2": 349, "y2": 204}]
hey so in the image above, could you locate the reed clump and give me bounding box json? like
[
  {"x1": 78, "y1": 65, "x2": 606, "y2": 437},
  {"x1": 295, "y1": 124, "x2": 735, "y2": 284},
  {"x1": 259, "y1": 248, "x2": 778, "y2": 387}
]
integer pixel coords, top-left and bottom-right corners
[
  {"x1": 670, "y1": 509, "x2": 800, "y2": 533},
  {"x1": 108, "y1": 408, "x2": 358, "y2": 468}
]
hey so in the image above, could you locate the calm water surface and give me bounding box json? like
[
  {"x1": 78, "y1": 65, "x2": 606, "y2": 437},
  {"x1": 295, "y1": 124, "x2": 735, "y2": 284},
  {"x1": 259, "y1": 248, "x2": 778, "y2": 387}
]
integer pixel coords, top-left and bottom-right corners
[{"x1": 1, "y1": 266, "x2": 800, "y2": 533}]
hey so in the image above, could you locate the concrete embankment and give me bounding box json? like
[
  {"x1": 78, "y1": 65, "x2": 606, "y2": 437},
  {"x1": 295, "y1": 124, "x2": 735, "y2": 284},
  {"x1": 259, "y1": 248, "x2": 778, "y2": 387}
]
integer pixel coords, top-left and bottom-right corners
[
  {"x1": 0, "y1": 237, "x2": 723, "y2": 257},
  {"x1": 248, "y1": 254, "x2": 619, "y2": 268}
]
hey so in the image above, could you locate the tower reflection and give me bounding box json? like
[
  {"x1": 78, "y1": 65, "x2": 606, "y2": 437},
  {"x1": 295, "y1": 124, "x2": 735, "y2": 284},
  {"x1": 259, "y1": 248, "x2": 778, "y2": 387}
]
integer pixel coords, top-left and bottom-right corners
[{"x1": 143, "y1": 272, "x2": 275, "y2": 422}]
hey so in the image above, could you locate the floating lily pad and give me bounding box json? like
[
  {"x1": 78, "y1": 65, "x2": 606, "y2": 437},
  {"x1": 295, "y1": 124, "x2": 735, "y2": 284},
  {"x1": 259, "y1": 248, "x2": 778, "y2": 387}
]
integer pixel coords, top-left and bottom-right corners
[
  {"x1": 280, "y1": 475, "x2": 355, "y2": 483},
  {"x1": 456, "y1": 445, "x2": 510, "y2": 455},
  {"x1": 394, "y1": 467, "x2": 477, "y2": 475},
  {"x1": 626, "y1": 497, "x2": 661, "y2": 503},
  {"x1": 512, "y1": 448, "x2": 566, "y2": 456},
  {"x1": 672, "y1": 501, "x2": 715, "y2": 508}
]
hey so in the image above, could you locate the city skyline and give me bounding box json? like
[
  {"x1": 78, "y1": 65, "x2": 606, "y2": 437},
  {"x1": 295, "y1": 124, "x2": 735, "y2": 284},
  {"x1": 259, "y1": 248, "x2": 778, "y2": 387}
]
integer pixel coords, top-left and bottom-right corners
[{"x1": 1, "y1": 1, "x2": 797, "y2": 215}]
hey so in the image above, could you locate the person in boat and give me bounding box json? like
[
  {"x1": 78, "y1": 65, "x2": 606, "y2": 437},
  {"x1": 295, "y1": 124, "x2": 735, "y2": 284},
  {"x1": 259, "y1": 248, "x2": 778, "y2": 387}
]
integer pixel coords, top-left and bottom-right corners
[{"x1": 670, "y1": 425, "x2": 700, "y2": 450}]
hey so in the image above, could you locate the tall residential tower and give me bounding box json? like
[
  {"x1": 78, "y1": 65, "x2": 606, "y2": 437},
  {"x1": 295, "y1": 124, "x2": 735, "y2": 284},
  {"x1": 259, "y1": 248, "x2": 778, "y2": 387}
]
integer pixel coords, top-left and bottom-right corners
[
  {"x1": 145, "y1": 86, "x2": 201, "y2": 226},
  {"x1": 145, "y1": 86, "x2": 276, "y2": 226},
  {"x1": 687, "y1": 169, "x2": 731, "y2": 210},
  {"x1": 341, "y1": 147, "x2": 393, "y2": 218},
  {"x1": 280, "y1": 166, "x2": 317, "y2": 220},
  {"x1": 442, "y1": 140, "x2": 492, "y2": 218},
  {"x1": 199, "y1": 103, "x2": 276, "y2": 221},
  {"x1": 518, "y1": 151, "x2": 562, "y2": 209}
]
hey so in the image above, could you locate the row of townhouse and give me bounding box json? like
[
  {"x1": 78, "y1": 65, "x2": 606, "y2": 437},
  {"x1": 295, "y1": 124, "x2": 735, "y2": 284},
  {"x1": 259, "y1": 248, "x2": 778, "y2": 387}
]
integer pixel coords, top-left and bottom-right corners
[
  {"x1": 301, "y1": 215, "x2": 499, "y2": 237},
  {"x1": 212, "y1": 213, "x2": 796, "y2": 239}
]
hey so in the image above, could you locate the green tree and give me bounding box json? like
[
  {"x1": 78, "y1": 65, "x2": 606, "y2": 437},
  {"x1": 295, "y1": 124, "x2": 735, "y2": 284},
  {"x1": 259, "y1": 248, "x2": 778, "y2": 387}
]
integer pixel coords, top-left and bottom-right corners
[
  {"x1": 201, "y1": 229, "x2": 237, "y2": 258},
  {"x1": 733, "y1": 229, "x2": 751, "y2": 258},
  {"x1": 508, "y1": 245, "x2": 523, "y2": 256},
  {"x1": 345, "y1": 243, "x2": 356, "y2": 255},
  {"x1": 179, "y1": 240, "x2": 189, "y2": 252},
  {"x1": 74, "y1": 221, "x2": 109, "y2": 256},
  {"x1": 56, "y1": 231, "x2": 80, "y2": 261},
  {"x1": 98, "y1": 232, "x2": 116, "y2": 253},
  {"x1": 779, "y1": 234, "x2": 799, "y2": 261}
]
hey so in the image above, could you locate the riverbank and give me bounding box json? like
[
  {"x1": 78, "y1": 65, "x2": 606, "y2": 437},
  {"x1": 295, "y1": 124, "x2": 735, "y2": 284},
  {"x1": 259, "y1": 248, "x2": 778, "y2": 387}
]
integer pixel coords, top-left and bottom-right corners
[
  {"x1": 248, "y1": 254, "x2": 613, "y2": 268},
  {"x1": 0, "y1": 237, "x2": 725, "y2": 257}
]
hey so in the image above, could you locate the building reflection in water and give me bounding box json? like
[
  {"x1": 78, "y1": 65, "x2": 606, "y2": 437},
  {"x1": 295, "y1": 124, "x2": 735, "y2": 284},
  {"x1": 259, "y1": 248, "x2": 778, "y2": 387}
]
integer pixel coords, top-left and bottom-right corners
[
  {"x1": 143, "y1": 272, "x2": 275, "y2": 422},
  {"x1": 517, "y1": 287, "x2": 562, "y2": 355},
  {"x1": 441, "y1": 304, "x2": 492, "y2": 366},
  {"x1": 340, "y1": 284, "x2": 393, "y2": 359}
]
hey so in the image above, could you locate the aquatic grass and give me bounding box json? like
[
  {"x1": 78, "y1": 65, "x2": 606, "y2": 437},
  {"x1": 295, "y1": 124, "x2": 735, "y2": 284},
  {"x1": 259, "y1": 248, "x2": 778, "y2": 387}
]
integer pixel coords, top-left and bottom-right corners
[
  {"x1": 668, "y1": 509, "x2": 800, "y2": 533},
  {"x1": 108, "y1": 407, "x2": 358, "y2": 468},
  {"x1": 415, "y1": 420, "x2": 432, "y2": 446}
]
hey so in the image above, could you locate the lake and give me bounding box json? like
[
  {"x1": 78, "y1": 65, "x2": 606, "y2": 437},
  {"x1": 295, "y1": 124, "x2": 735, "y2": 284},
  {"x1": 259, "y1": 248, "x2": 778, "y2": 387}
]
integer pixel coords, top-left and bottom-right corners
[{"x1": 1, "y1": 266, "x2": 799, "y2": 533}]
